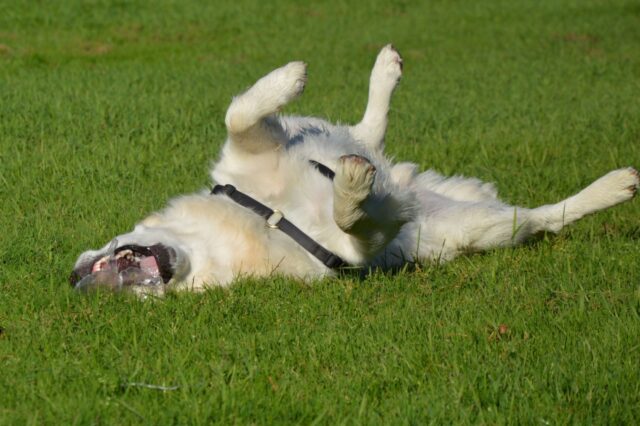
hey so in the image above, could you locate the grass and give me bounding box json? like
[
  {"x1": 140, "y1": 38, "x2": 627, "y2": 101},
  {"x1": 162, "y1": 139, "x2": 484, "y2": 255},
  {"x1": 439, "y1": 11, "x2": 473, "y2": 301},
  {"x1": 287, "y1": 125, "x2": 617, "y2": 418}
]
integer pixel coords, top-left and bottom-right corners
[{"x1": 1, "y1": 0, "x2": 640, "y2": 423}]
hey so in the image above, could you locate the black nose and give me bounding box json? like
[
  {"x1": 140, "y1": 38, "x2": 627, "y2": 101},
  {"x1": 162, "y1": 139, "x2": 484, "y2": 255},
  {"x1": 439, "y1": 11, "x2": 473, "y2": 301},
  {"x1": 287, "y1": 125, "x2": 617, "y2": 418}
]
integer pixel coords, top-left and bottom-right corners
[
  {"x1": 69, "y1": 270, "x2": 80, "y2": 287},
  {"x1": 69, "y1": 259, "x2": 97, "y2": 287}
]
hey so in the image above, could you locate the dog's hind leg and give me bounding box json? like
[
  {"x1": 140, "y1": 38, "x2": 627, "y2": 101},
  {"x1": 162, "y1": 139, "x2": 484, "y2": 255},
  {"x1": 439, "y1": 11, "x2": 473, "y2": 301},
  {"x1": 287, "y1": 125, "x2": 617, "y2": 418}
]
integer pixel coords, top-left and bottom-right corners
[
  {"x1": 524, "y1": 167, "x2": 639, "y2": 235},
  {"x1": 333, "y1": 154, "x2": 416, "y2": 257},
  {"x1": 417, "y1": 167, "x2": 639, "y2": 261},
  {"x1": 224, "y1": 61, "x2": 307, "y2": 153},
  {"x1": 350, "y1": 44, "x2": 403, "y2": 152}
]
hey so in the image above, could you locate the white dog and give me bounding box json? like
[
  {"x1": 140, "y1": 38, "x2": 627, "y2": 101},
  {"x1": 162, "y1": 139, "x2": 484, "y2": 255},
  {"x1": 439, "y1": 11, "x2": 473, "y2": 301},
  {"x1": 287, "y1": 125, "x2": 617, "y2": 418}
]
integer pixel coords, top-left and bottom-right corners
[{"x1": 70, "y1": 45, "x2": 639, "y2": 294}]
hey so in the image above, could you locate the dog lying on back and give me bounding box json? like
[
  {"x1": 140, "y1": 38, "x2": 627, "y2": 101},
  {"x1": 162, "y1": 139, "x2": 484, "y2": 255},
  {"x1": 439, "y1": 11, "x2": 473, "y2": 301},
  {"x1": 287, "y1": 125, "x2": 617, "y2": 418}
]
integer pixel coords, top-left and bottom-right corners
[{"x1": 70, "y1": 45, "x2": 639, "y2": 294}]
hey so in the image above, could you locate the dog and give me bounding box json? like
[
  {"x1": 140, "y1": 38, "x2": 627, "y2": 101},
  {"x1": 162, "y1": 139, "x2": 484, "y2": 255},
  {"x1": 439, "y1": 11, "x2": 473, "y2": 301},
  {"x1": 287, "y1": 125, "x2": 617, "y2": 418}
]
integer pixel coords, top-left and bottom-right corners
[{"x1": 70, "y1": 45, "x2": 639, "y2": 294}]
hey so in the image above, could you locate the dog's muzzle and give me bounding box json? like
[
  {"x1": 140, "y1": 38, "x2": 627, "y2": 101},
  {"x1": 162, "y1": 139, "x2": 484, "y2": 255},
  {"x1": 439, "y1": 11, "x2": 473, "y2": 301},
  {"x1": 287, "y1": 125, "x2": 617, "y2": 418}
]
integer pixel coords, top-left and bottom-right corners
[{"x1": 70, "y1": 243, "x2": 176, "y2": 291}]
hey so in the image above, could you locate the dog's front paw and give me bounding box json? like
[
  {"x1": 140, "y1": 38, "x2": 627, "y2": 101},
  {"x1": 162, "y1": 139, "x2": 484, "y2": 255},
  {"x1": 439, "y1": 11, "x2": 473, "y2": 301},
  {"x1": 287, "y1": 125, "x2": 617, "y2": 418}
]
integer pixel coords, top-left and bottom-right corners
[
  {"x1": 371, "y1": 44, "x2": 403, "y2": 87},
  {"x1": 270, "y1": 61, "x2": 307, "y2": 104},
  {"x1": 335, "y1": 154, "x2": 376, "y2": 201}
]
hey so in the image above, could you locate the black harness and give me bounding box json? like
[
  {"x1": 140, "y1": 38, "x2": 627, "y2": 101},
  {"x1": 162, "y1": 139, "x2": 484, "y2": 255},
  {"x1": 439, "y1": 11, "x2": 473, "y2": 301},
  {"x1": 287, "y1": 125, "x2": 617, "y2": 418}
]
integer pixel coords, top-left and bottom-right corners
[{"x1": 211, "y1": 160, "x2": 347, "y2": 269}]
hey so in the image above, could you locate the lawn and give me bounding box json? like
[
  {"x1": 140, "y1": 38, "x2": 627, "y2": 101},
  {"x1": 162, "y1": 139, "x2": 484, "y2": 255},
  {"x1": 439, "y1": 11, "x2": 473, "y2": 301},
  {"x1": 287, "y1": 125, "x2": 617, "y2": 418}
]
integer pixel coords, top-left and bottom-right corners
[{"x1": 1, "y1": 0, "x2": 639, "y2": 423}]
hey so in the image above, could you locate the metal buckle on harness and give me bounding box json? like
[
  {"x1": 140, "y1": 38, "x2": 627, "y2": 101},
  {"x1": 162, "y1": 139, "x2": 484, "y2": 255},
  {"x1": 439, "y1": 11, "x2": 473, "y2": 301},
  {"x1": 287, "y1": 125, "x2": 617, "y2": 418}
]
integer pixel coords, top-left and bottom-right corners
[{"x1": 266, "y1": 209, "x2": 284, "y2": 229}]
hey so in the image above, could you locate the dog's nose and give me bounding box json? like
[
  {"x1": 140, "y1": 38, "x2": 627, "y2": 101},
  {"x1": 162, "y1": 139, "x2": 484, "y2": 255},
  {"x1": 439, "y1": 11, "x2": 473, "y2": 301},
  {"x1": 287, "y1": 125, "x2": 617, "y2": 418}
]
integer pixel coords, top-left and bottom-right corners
[
  {"x1": 69, "y1": 263, "x2": 93, "y2": 287},
  {"x1": 69, "y1": 252, "x2": 105, "y2": 287},
  {"x1": 69, "y1": 269, "x2": 81, "y2": 287}
]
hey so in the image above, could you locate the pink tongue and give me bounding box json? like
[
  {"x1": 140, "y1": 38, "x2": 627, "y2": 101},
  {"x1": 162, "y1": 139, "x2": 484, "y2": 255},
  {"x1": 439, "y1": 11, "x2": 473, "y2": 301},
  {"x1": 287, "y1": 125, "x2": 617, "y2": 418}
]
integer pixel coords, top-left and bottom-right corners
[{"x1": 139, "y1": 256, "x2": 160, "y2": 276}]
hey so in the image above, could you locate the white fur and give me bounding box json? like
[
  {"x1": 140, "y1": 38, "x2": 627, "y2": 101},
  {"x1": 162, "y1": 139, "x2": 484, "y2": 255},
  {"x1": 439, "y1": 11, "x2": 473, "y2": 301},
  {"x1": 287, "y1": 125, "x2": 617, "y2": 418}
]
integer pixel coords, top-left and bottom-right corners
[{"x1": 73, "y1": 44, "x2": 639, "y2": 291}]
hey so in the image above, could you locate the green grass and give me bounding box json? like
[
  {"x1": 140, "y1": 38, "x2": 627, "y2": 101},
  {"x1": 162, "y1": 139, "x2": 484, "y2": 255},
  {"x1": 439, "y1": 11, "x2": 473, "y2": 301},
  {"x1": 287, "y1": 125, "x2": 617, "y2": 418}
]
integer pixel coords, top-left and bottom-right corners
[{"x1": 1, "y1": 0, "x2": 640, "y2": 423}]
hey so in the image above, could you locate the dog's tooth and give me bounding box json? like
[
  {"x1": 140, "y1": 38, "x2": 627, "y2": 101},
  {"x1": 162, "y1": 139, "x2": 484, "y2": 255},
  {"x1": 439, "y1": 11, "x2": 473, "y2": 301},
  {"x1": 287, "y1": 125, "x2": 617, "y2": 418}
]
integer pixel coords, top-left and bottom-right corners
[
  {"x1": 115, "y1": 249, "x2": 132, "y2": 259},
  {"x1": 91, "y1": 255, "x2": 111, "y2": 273}
]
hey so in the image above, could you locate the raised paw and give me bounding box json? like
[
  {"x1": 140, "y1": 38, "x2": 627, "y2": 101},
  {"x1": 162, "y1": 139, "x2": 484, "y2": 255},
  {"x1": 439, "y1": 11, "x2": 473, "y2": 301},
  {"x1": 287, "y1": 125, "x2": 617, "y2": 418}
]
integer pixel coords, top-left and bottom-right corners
[
  {"x1": 225, "y1": 61, "x2": 307, "y2": 134},
  {"x1": 371, "y1": 44, "x2": 403, "y2": 87},
  {"x1": 271, "y1": 61, "x2": 307, "y2": 104},
  {"x1": 334, "y1": 154, "x2": 377, "y2": 201}
]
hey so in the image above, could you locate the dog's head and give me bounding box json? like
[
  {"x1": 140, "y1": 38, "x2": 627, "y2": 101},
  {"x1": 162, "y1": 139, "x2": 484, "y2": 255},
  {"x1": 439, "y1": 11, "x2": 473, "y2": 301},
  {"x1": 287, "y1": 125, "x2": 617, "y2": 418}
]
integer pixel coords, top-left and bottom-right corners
[{"x1": 70, "y1": 242, "x2": 176, "y2": 292}]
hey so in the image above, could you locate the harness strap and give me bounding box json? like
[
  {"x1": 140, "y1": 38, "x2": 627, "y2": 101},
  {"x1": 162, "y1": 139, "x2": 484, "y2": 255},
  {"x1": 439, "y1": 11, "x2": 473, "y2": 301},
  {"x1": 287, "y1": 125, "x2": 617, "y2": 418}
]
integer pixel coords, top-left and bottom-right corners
[{"x1": 211, "y1": 184, "x2": 346, "y2": 269}]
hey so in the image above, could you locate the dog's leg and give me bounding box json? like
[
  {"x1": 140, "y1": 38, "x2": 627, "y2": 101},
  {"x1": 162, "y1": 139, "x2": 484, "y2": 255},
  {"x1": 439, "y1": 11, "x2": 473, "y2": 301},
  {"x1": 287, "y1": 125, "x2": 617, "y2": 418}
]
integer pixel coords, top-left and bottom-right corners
[
  {"x1": 420, "y1": 167, "x2": 639, "y2": 260},
  {"x1": 350, "y1": 44, "x2": 402, "y2": 152},
  {"x1": 525, "y1": 167, "x2": 639, "y2": 234},
  {"x1": 224, "y1": 61, "x2": 307, "y2": 153},
  {"x1": 333, "y1": 154, "x2": 416, "y2": 257}
]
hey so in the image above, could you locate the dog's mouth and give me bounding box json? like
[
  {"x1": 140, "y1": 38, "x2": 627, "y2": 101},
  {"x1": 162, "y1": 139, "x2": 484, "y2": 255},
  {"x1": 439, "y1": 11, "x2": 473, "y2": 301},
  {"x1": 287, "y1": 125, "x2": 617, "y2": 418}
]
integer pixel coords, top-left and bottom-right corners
[{"x1": 70, "y1": 243, "x2": 175, "y2": 292}]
